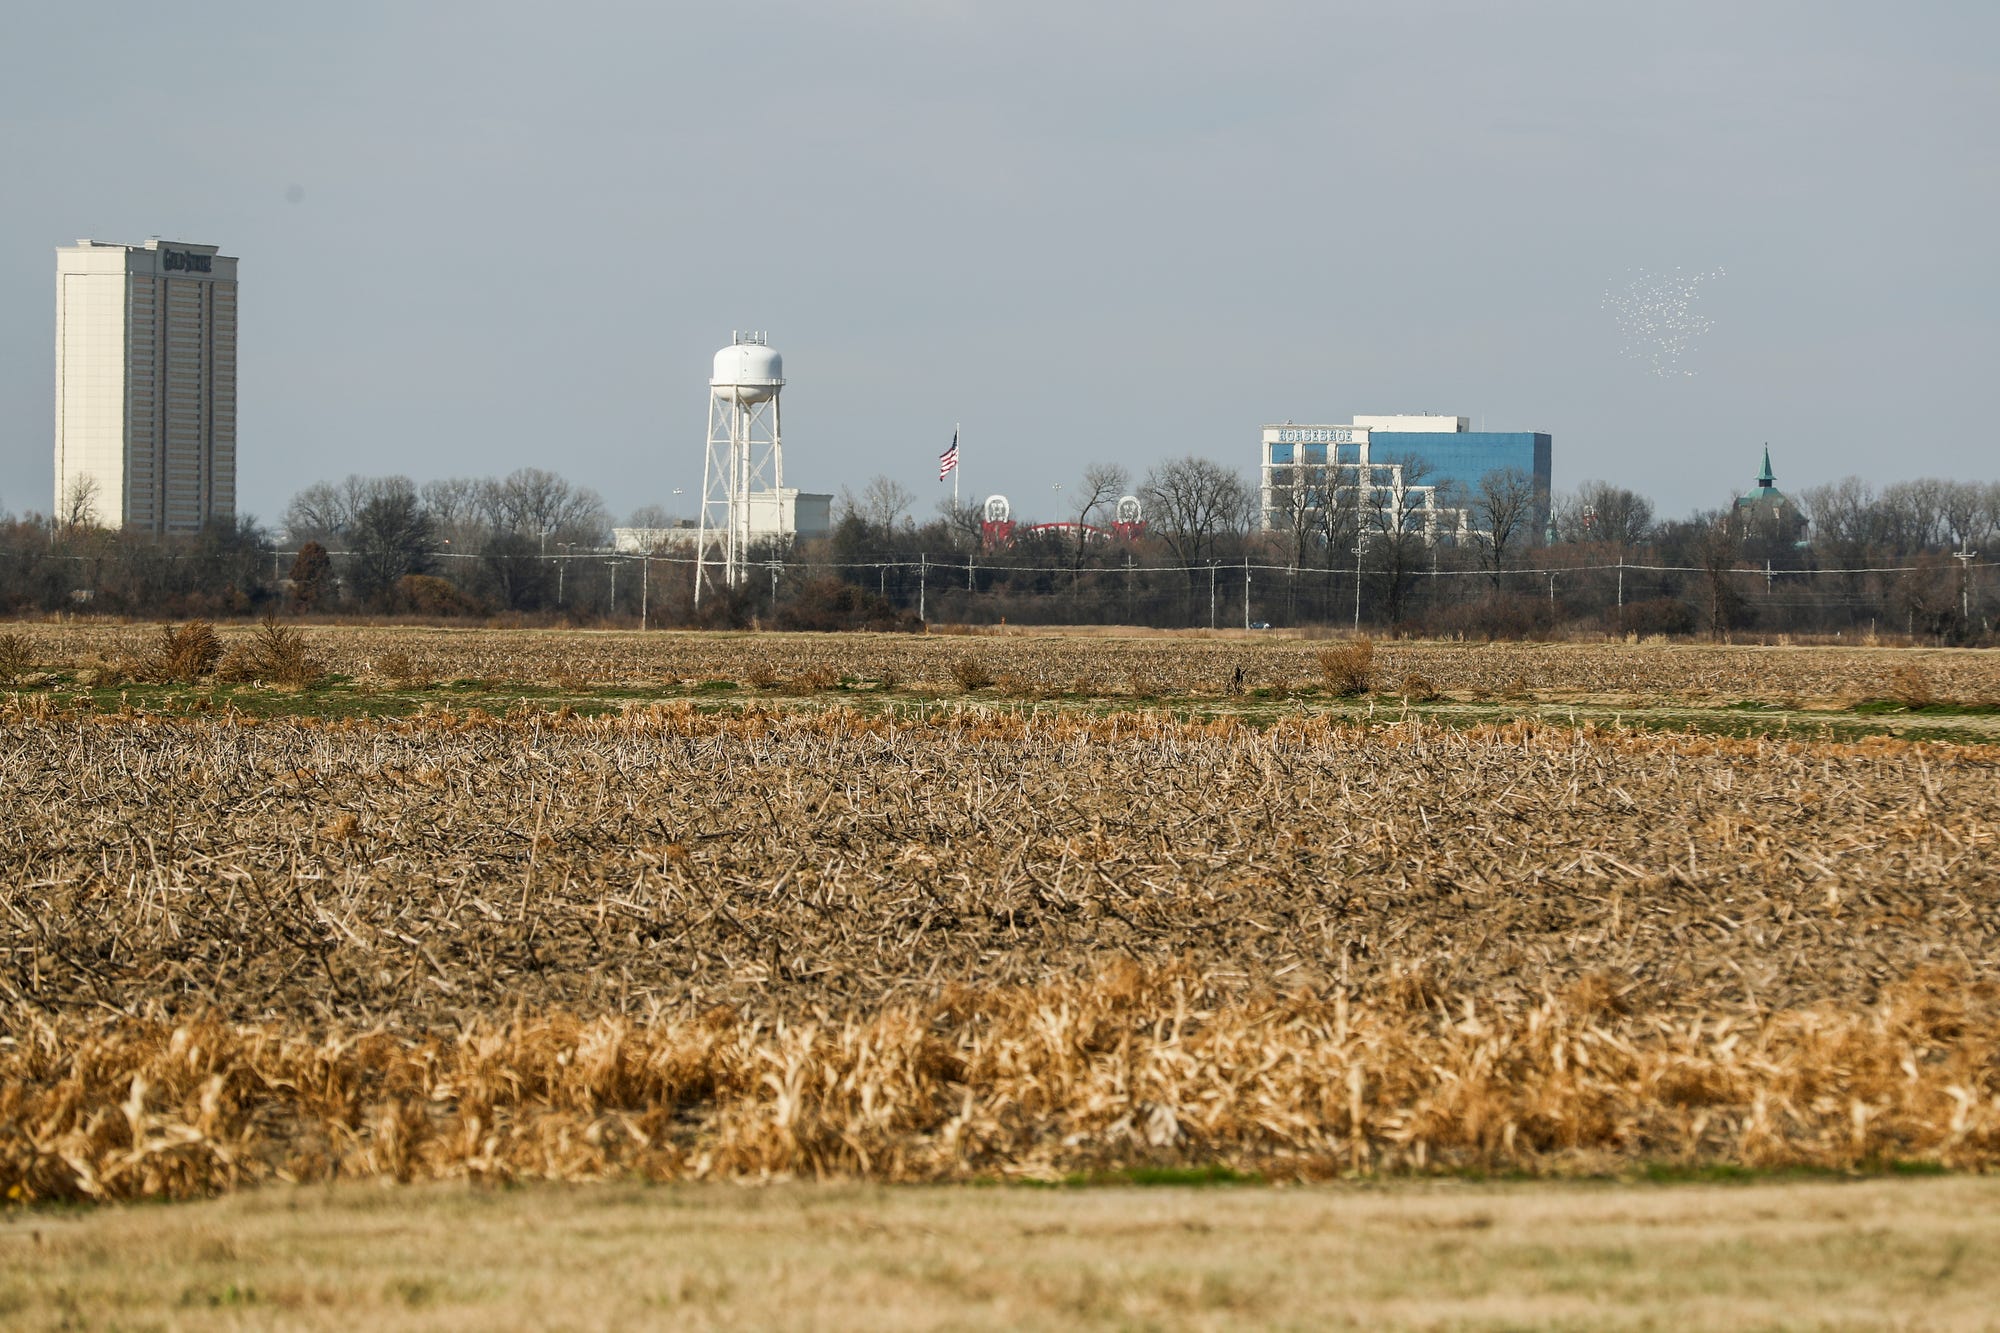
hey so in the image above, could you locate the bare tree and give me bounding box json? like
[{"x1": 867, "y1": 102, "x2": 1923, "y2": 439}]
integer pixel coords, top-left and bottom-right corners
[
  {"x1": 479, "y1": 468, "x2": 611, "y2": 548},
  {"x1": 1798, "y1": 476, "x2": 1878, "y2": 571},
  {"x1": 283, "y1": 481, "x2": 349, "y2": 547},
  {"x1": 1140, "y1": 456, "x2": 1249, "y2": 622},
  {"x1": 1357, "y1": 453, "x2": 1438, "y2": 627},
  {"x1": 421, "y1": 477, "x2": 490, "y2": 552},
  {"x1": 1471, "y1": 467, "x2": 1544, "y2": 586},
  {"x1": 1940, "y1": 479, "x2": 1988, "y2": 553},
  {"x1": 1066, "y1": 463, "x2": 1128, "y2": 586},
  {"x1": 1266, "y1": 453, "x2": 1353, "y2": 623},
  {"x1": 933, "y1": 496, "x2": 983, "y2": 550},
  {"x1": 1555, "y1": 480, "x2": 1653, "y2": 547},
  {"x1": 625, "y1": 504, "x2": 676, "y2": 529},
  {"x1": 285, "y1": 475, "x2": 422, "y2": 548},
  {"x1": 1270, "y1": 455, "x2": 1329, "y2": 568},
  {"x1": 60, "y1": 474, "x2": 101, "y2": 529},
  {"x1": 839, "y1": 476, "x2": 917, "y2": 537},
  {"x1": 1689, "y1": 508, "x2": 1751, "y2": 638},
  {"x1": 1877, "y1": 478, "x2": 1950, "y2": 554},
  {"x1": 347, "y1": 480, "x2": 436, "y2": 606}
]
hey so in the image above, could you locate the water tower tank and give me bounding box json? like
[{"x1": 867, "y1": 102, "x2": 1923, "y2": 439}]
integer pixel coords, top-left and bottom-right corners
[{"x1": 712, "y1": 339, "x2": 784, "y2": 404}]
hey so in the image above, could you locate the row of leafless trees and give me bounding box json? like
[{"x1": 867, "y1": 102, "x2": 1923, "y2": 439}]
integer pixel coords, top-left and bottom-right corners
[{"x1": 4, "y1": 461, "x2": 1995, "y2": 638}]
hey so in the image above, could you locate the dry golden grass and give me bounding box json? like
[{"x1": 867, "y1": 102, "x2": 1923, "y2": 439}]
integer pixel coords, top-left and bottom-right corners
[
  {"x1": 10, "y1": 1177, "x2": 2000, "y2": 1330},
  {"x1": 7, "y1": 963, "x2": 2000, "y2": 1203},
  {"x1": 3, "y1": 1176, "x2": 2000, "y2": 1320}
]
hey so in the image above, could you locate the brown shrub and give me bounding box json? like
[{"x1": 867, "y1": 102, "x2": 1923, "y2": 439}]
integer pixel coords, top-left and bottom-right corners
[
  {"x1": 374, "y1": 650, "x2": 423, "y2": 688},
  {"x1": 950, "y1": 656, "x2": 994, "y2": 691},
  {"x1": 0, "y1": 632, "x2": 32, "y2": 684},
  {"x1": 1618, "y1": 598, "x2": 1697, "y2": 638},
  {"x1": 143, "y1": 621, "x2": 222, "y2": 683},
  {"x1": 789, "y1": 664, "x2": 841, "y2": 693},
  {"x1": 215, "y1": 615, "x2": 324, "y2": 688},
  {"x1": 776, "y1": 576, "x2": 923, "y2": 633},
  {"x1": 1398, "y1": 672, "x2": 1440, "y2": 703},
  {"x1": 1315, "y1": 639, "x2": 1374, "y2": 696},
  {"x1": 393, "y1": 574, "x2": 484, "y2": 618},
  {"x1": 1886, "y1": 661, "x2": 1935, "y2": 709}
]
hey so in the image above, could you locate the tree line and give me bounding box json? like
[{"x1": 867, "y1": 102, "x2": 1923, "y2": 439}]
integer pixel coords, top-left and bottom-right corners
[{"x1": 1, "y1": 462, "x2": 1995, "y2": 642}]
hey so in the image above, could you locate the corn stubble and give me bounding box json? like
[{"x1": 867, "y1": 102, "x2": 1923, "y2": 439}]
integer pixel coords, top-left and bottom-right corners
[
  {"x1": 3, "y1": 695, "x2": 2000, "y2": 1200},
  {"x1": 5, "y1": 622, "x2": 1998, "y2": 703}
]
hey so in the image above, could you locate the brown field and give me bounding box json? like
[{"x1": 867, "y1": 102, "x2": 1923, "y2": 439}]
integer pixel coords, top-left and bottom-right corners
[
  {"x1": 5, "y1": 619, "x2": 1999, "y2": 705},
  {"x1": 3, "y1": 626, "x2": 2000, "y2": 1205}
]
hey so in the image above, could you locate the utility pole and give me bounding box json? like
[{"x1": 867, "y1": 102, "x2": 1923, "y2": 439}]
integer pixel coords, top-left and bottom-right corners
[
  {"x1": 1352, "y1": 536, "x2": 1366, "y2": 632},
  {"x1": 1955, "y1": 546, "x2": 1977, "y2": 622},
  {"x1": 1243, "y1": 556, "x2": 1251, "y2": 630},
  {"x1": 918, "y1": 551, "x2": 927, "y2": 622},
  {"x1": 1209, "y1": 561, "x2": 1218, "y2": 629},
  {"x1": 610, "y1": 559, "x2": 617, "y2": 616},
  {"x1": 640, "y1": 555, "x2": 649, "y2": 631}
]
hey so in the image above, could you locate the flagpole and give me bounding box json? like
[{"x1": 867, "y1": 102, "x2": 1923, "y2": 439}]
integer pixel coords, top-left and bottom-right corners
[{"x1": 953, "y1": 422, "x2": 960, "y2": 509}]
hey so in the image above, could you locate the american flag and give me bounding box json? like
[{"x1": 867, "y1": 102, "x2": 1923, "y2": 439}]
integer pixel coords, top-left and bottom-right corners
[{"x1": 939, "y1": 431, "x2": 959, "y2": 481}]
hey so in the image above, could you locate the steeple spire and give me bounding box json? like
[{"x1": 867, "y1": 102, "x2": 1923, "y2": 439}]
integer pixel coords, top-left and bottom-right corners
[{"x1": 1757, "y1": 444, "x2": 1775, "y2": 489}]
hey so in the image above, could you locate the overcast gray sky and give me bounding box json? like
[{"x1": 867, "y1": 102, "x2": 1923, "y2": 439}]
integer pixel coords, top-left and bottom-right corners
[{"x1": 4, "y1": 0, "x2": 1995, "y2": 531}]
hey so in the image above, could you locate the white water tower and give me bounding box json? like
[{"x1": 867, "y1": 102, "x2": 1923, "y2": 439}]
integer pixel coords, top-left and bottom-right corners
[{"x1": 696, "y1": 332, "x2": 785, "y2": 602}]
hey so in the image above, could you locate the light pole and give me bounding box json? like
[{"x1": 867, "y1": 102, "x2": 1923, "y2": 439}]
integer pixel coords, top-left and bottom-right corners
[
  {"x1": 539, "y1": 525, "x2": 553, "y2": 608},
  {"x1": 1352, "y1": 534, "x2": 1367, "y2": 632}
]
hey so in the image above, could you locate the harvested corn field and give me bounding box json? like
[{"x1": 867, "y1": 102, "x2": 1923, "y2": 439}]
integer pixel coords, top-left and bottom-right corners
[
  {"x1": 4, "y1": 621, "x2": 1999, "y2": 706},
  {"x1": 4, "y1": 662, "x2": 2000, "y2": 1199}
]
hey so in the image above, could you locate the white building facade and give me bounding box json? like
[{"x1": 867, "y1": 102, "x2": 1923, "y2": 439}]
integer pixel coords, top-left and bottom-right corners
[
  {"x1": 54, "y1": 239, "x2": 238, "y2": 533},
  {"x1": 614, "y1": 490, "x2": 831, "y2": 553},
  {"x1": 1259, "y1": 423, "x2": 1477, "y2": 543}
]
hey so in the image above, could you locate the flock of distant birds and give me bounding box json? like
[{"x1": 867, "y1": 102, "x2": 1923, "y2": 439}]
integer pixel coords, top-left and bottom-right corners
[{"x1": 1604, "y1": 266, "x2": 1725, "y2": 377}]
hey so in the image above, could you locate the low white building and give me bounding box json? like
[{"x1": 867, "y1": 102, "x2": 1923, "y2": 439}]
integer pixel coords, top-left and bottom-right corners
[{"x1": 613, "y1": 489, "x2": 831, "y2": 553}]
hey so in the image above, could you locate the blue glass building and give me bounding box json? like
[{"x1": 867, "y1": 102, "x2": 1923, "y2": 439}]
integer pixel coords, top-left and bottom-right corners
[{"x1": 1363, "y1": 431, "x2": 1552, "y2": 505}]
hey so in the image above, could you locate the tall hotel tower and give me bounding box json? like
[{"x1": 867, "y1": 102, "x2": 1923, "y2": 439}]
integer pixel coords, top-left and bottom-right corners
[{"x1": 54, "y1": 238, "x2": 237, "y2": 533}]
